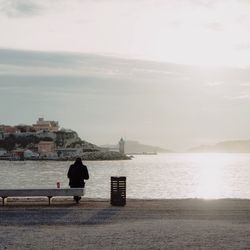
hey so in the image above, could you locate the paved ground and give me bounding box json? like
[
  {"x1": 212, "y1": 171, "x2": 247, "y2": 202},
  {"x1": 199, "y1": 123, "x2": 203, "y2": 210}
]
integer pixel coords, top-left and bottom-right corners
[{"x1": 1, "y1": 199, "x2": 250, "y2": 249}]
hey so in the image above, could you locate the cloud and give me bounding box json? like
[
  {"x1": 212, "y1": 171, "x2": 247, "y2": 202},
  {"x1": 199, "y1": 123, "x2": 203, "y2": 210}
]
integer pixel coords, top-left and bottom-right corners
[
  {"x1": 1, "y1": 47, "x2": 250, "y2": 94},
  {"x1": 179, "y1": 0, "x2": 217, "y2": 9},
  {"x1": 206, "y1": 81, "x2": 224, "y2": 87},
  {"x1": 224, "y1": 94, "x2": 250, "y2": 100},
  {"x1": 240, "y1": 83, "x2": 250, "y2": 86},
  {"x1": 0, "y1": 48, "x2": 193, "y2": 81},
  {"x1": 0, "y1": 0, "x2": 43, "y2": 17},
  {"x1": 205, "y1": 22, "x2": 224, "y2": 31},
  {"x1": 2, "y1": 47, "x2": 250, "y2": 150},
  {"x1": 235, "y1": 42, "x2": 250, "y2": 50}
]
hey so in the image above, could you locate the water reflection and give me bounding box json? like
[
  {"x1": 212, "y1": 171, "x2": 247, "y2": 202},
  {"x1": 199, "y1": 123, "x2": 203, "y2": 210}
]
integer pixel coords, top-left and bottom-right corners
[
  {"x1": 193, "y1": 154, "x2": 229, "y2": 199},
  {"x1": 1, "y1": 154, "x2": 250, "y2": 199}
]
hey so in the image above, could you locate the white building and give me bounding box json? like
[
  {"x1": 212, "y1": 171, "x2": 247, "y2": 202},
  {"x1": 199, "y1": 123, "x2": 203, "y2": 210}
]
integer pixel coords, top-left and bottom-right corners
[
  {"x1": 0, "y1": 148, "x2": 7, "y2": 156},
  {"x1": 24, "y1": 150, "x2": 39, "y2": 159},
  {"x1": 32, "y1": 118, "x2": 59, "y2": 132}
]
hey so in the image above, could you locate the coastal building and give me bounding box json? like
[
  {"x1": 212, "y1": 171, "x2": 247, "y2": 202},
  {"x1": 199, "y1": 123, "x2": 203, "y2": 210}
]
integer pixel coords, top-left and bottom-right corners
[
  {"x1": 119, "y1": 138, "x2": 125, "y2": 154},
  {"x1": 11, "y1": 149, "x2": 25, "y2": 160},
  {"x1": 0, "y1": 148, "x2": 7, "y2": 156},
  {"x1": 38, "y1": 141, "x2": 56, "y2": 157},
  {"x1": 32, "y1": 118, "x2": 59, "y2": 132},
  {"x1": 0, "y1": 125, "x2": 17, "y2": 134},
  {"x1": 23, "y1": 150, "x2": 39, "y2": 159},
  {"x1": 102, "y1": 138, "x2": 126, "y2": 153},
  {"x1": 15, "y1": 124, "x2": 35, "y2": 133}
]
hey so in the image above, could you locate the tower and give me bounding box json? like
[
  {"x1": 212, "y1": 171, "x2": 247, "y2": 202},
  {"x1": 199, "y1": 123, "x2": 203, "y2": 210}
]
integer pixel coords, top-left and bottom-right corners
[{"x1": 119, "y1": 138, "x2": 125, "y2": 154}]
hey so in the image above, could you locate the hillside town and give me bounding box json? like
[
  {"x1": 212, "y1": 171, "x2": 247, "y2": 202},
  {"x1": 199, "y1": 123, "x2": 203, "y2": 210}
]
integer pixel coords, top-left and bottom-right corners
[{"x1": 0, "y1": 118, "x2": 129, "y2": 161}]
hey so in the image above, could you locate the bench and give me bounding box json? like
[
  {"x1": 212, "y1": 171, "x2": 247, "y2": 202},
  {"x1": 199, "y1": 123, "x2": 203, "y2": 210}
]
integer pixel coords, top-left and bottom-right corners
[{"x1": 0, "y1": 188, "x2": 85, "y2": 206}]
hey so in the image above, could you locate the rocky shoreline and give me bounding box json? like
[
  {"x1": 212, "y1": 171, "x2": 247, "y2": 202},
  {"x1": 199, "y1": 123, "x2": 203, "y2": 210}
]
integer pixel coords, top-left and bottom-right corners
[
  {"x1": 0, "y1": 151, "x2": 131, "y2": 161},
  {"x1": 81, "y1": 151, "x2": 131, "y2": 160}
]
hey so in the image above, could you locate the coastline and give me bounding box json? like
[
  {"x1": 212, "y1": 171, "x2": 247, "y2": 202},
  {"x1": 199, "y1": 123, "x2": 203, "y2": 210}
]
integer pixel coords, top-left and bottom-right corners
[
  {"x1": 0, "y1": 151, "x2": 132, "y2": 161},
  {"x1": 1, "y1": 198, "x2": 250, "y2": 249}
]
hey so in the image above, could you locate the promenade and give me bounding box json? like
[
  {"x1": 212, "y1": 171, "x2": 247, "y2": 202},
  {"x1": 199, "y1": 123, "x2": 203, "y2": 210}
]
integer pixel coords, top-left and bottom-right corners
[{"x1": 1, "y1": 199, "x2": 250, "y2": 249}]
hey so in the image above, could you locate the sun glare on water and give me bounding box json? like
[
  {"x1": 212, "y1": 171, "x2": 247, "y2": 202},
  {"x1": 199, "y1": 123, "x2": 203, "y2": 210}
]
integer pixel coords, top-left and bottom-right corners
[{"x1": 193, "y1": 154, "x2": 230, "y2": 199}]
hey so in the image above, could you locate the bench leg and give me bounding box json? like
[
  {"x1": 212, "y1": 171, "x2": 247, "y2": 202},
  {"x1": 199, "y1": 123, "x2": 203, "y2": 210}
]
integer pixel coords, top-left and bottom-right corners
[
  {"x1": 48, "y1": 196, "x2": 52, "y2": 205},
  {"x1": 2, "y1": 197, "x2": 6, "y2": 206}
]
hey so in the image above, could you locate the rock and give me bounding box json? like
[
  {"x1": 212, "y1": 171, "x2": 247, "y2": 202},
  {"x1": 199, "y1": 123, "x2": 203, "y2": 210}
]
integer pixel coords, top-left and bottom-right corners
[{"x1": 81, "y1": 151, "x2": 131, "y2": 161}]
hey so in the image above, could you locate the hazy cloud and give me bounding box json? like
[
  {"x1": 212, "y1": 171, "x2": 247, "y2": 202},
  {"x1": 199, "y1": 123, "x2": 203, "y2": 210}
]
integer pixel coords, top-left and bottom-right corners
[
  {"x1": 205, "y1": 22, "x2": 224, "y2": 31},
  {"x1": 1, "y1": 49, "x2": 250, "y2": 150},
  {"x1": 0, "y1": 0, "x2": 44, "y2": 17},
  {"x1": 240, "y1": 83, "x2": 250, "y2": 86},
  {"x1": 224, "y1": 94, "x2": 250, "y2": 100},
  {"x1": 1, "y1": 0, "x2": 250, "y2": 68},
  {"x1": 0, "y1": 48, "x2": 194, "y2": 80},
  {"x1": 206, "y1": 81, "x2": 224, "y2": 87},
  {"x1": 235, "y1": 42, "x2": 250, "y2": 50}
]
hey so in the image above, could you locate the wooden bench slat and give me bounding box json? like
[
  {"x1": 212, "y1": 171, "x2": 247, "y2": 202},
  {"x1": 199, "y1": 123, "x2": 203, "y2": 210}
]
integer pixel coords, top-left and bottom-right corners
[
  {"x1": 0, "y1": 188, "x2": 84, "y2": 197},
  {"x1": 0, "y1": 188, "x2": 85, "y2": 205}
]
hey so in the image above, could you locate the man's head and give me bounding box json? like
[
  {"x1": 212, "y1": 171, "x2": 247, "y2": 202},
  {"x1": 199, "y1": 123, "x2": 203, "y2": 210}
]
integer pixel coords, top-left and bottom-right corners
[{"x1": 75, "y1": 157, "x2": 82, "y2": 165}]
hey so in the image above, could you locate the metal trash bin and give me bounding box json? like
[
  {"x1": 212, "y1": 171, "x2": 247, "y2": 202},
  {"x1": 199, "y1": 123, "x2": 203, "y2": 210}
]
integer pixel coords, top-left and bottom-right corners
[{"x1": 110, "y1": 176, "x2": 126, "y2": 206}]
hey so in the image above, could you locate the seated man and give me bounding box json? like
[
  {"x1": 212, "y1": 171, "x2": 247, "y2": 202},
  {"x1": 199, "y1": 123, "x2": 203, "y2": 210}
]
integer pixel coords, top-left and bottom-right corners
[{"x1": 67, "y1": 157, "x2": 89, "y2": 203}]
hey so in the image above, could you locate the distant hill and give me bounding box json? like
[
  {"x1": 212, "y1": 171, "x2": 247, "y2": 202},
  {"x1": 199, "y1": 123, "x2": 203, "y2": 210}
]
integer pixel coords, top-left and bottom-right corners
[
  {"x1": 101, "y1": 140, "x2": 172, "y2": 154},
  {"x1": 188, "y1": 140, "x2": 250, "y2": 153},
  {"x1": 125, "y1": 140, "x2": 172, "y2": 154}
]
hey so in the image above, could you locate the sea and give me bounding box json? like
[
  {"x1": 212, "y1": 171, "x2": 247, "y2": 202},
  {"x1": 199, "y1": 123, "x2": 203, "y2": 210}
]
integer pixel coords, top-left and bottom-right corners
[{"x1": 1, "y1": 153, "x2": 250, "y2": 199}]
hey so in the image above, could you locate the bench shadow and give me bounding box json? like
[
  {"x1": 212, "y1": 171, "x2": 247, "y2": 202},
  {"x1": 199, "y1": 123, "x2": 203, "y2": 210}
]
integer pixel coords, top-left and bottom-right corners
[
  {"x1": 0, "y1": 198, "x2": 124, "y2": 226},
  {"x1": 83, "y1": 207, "x2": 122, "y2": 225}
]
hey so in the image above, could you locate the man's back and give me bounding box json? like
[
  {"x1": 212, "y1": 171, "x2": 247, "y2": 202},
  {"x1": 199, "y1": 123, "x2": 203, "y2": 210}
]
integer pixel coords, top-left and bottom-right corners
[{"x1": 67, "y1": 160, "x2": 89, "y2": 187}]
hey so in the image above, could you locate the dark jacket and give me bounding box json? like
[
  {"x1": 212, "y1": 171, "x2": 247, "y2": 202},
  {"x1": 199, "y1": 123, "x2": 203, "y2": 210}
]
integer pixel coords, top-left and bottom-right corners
[{"x1": 67, "y1": 162, "x2": 89, "y2": 188}]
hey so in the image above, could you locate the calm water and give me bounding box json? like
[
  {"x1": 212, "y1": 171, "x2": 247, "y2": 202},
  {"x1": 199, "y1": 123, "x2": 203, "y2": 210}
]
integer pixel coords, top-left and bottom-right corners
[{"x1": 1, "y1": 153, "x2": 250, "y2": 199}]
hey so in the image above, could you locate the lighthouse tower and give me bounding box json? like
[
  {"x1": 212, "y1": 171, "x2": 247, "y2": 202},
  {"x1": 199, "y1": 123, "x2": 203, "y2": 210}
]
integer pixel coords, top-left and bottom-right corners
[{"x1": 119, "y1": 138, "x2": 125, "y2": 154}]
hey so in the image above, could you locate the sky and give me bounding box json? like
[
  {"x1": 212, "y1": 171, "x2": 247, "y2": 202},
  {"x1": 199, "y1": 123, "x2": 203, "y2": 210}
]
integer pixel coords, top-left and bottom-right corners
[{"x1": 1, "y1": 0, "x2": 250, "y2": 151}]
